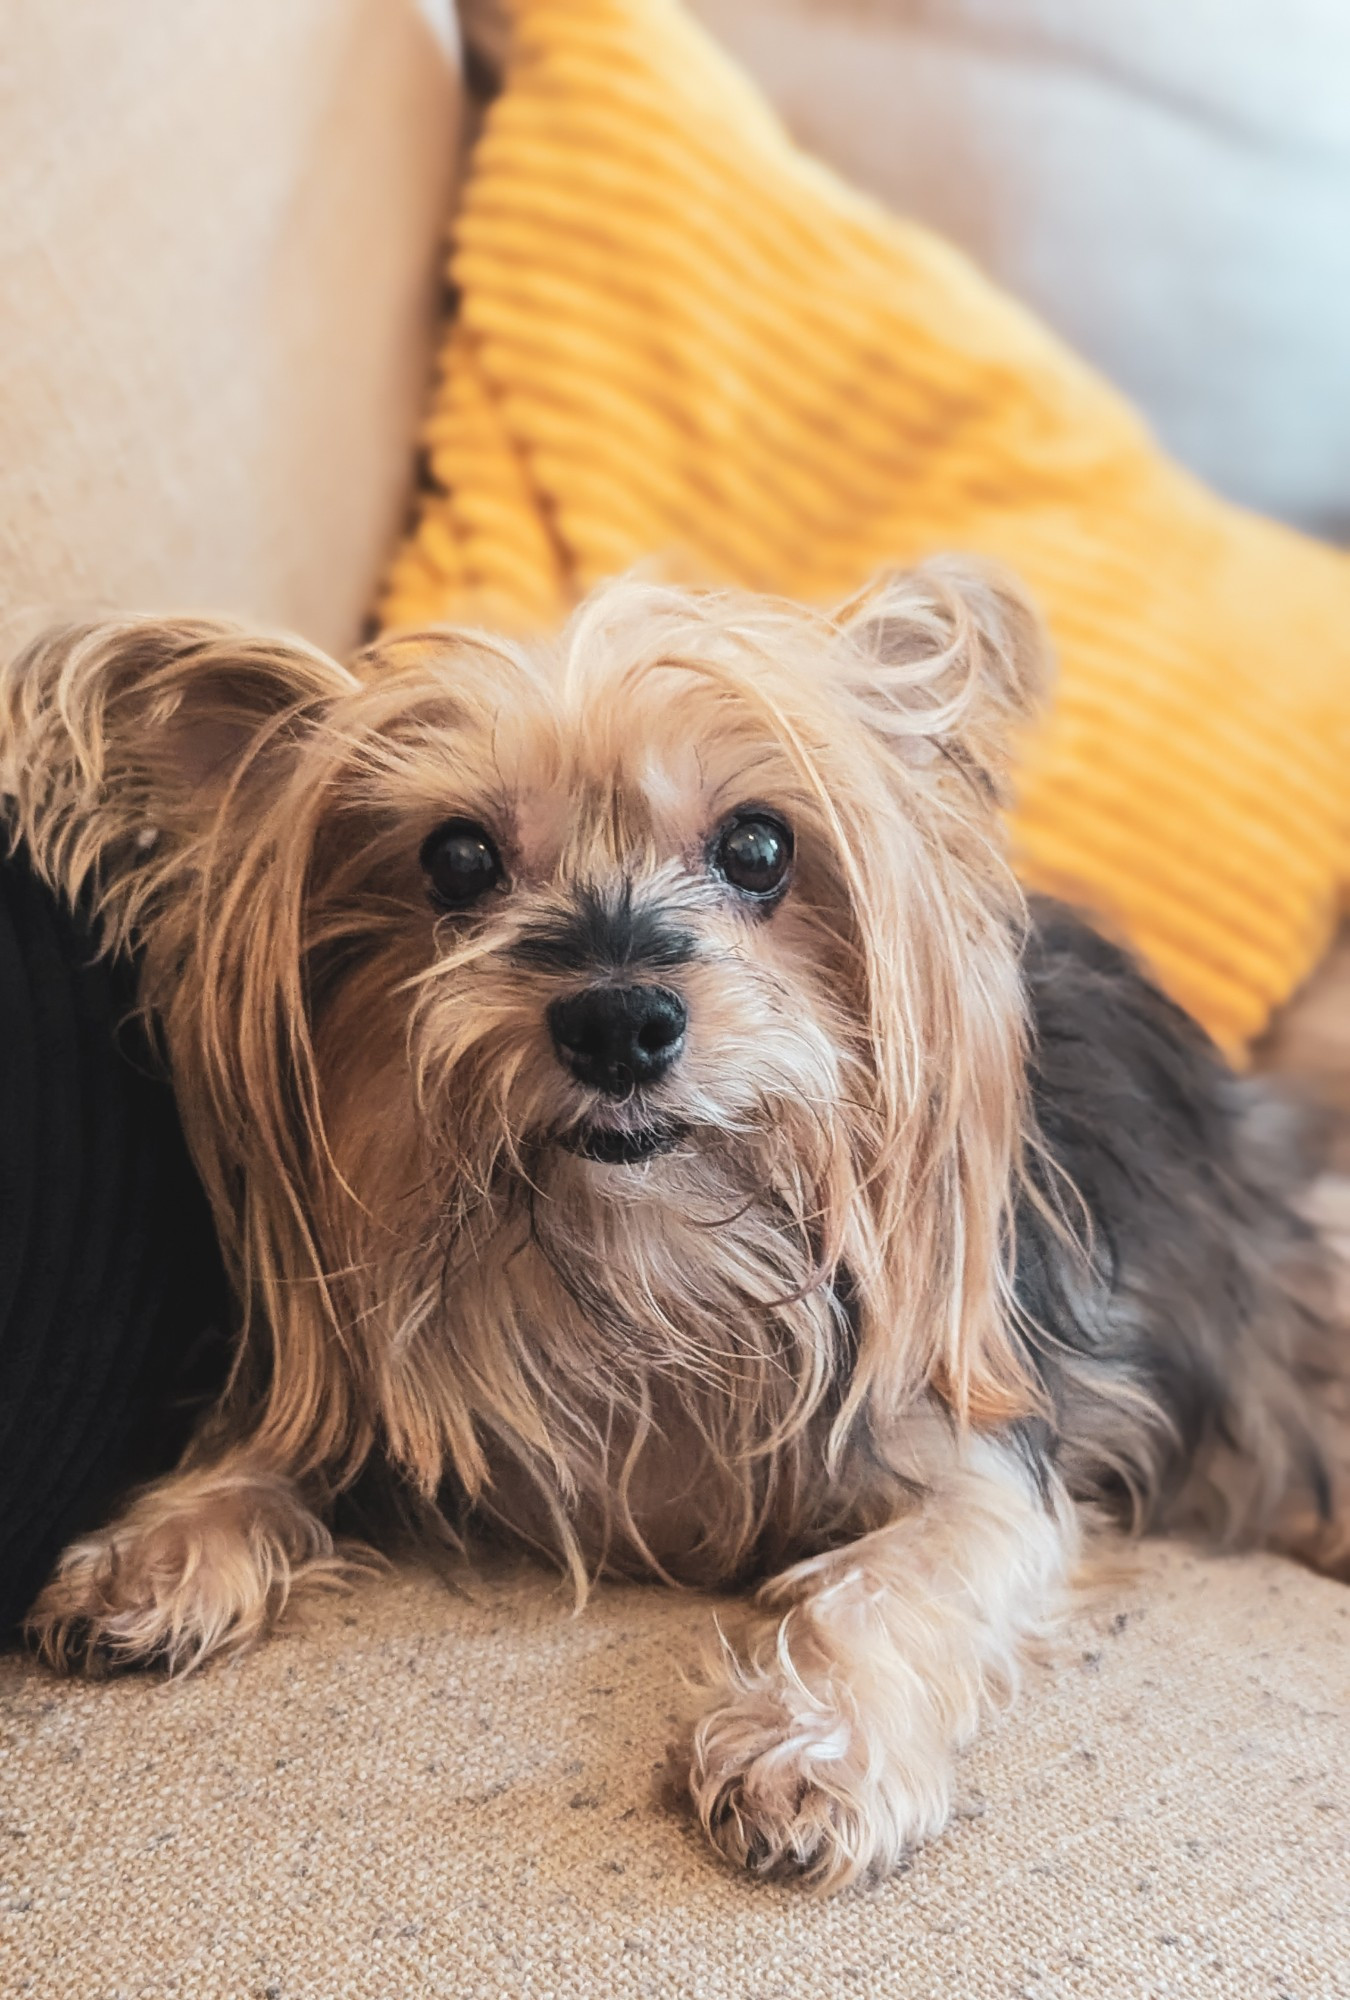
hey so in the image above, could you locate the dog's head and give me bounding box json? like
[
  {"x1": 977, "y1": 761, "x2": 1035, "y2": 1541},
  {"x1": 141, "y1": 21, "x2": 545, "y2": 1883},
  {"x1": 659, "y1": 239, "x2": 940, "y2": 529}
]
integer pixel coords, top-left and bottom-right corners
[{"x1": 2, "y1": 565, "x2": 1047, "y2": 1546}]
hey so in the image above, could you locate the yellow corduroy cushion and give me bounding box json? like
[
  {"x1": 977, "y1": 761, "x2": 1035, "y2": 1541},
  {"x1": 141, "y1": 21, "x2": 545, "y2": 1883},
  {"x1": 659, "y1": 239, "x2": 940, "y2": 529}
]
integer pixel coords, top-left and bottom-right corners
[{"x1": 380, "y1": 0, "x2": 1350, "y2": 1051}]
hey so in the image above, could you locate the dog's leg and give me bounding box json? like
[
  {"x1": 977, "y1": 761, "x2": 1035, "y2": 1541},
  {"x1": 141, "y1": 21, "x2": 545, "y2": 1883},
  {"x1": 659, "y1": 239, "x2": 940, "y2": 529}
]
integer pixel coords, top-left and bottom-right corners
[
  {"x1": 686, "y1": 1427, "x2": 1074, "y2": 1890},
  {"x1": 26, "y1": 1454, "x2": 352, "y2": 1676}
]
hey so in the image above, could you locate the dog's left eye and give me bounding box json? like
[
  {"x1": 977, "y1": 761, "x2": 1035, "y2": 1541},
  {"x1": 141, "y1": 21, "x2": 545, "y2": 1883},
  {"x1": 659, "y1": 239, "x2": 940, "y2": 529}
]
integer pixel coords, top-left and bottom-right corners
[
  {"x1": 712, "y1": 810, "x2": 793, "y2": 899},
  {"x1": 419, "y1": 818, "x2": 504, "y2": 910}
]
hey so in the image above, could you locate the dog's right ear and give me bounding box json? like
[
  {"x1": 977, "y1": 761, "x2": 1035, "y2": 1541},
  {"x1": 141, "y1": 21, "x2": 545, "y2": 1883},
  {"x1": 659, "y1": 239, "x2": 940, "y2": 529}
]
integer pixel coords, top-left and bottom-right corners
[
  {"x1": 834, "y1": 559, "x2": 1049, "y2": 811},
  {"x1": 0, "y1": 615, "x2": 357, "y2": 942}
]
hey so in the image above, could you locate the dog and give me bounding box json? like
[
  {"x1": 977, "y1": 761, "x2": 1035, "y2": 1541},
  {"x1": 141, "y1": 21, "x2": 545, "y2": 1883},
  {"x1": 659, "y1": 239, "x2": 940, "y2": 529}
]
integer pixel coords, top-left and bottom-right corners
[{"x1": 3, "y1": 563, "x2": 1345, "y2": 1891}]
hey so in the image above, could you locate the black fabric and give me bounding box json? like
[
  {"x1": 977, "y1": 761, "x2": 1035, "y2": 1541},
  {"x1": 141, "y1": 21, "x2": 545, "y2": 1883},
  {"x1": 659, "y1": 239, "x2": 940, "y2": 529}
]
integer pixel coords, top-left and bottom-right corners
[{"x1": 0, "y1": 846, "x2": 230, "y2": 1636}]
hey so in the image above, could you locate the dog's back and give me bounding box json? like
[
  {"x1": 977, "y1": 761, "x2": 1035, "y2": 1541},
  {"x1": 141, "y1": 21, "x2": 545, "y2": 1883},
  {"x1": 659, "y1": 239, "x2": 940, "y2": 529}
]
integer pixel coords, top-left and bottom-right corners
[{"x1": 1016, "y1": 897, "x2": 1349, "y2": 1572}]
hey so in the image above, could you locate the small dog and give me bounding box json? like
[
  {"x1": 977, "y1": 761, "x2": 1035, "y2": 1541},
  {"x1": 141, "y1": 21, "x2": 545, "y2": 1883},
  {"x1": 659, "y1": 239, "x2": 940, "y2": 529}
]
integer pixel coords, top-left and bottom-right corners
[{"x1": 3, "y1": 565, "x2": 1346, "y2": 1891}]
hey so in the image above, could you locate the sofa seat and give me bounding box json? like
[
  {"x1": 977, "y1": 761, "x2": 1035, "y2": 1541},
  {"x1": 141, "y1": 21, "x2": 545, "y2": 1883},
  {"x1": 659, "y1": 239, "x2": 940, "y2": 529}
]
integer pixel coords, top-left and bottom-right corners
[{"x1": 1, "y1": 1540, "x2": 1346, "y2": 1996}]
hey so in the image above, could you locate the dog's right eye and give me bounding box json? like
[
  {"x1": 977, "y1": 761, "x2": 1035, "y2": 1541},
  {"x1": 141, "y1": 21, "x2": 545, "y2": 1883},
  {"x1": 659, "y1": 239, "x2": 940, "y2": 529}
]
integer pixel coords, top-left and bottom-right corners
[
  {"x1": 419, "y1": 818, "x2": 504, "y2": 910},
  {"x1": 711, "y1": 809, "x2": 794, "y2": 900}
]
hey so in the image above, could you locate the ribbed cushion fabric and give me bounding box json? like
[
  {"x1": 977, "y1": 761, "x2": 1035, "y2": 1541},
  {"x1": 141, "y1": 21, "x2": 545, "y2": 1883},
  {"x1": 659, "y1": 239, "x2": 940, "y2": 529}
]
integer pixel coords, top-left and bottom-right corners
[
  {"x1": 0, "y1": 848, "x2": 229, "y2": 1635},
  {"x1": 381, "y1": 0, "x2": 1350, "y2": 1051}
]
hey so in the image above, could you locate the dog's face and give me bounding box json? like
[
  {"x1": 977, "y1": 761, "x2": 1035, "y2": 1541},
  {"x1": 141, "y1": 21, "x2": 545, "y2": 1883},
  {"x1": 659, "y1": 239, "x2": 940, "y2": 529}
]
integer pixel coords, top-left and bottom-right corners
[
  {"x1": 3, "y1": 565, "x2": 1046, "y2": 1555},
  {"x1": 298, "y1": 573, "x2": 1037, "y2": 1211},
  {"x1": 325, "y1": 603, "x2": 871, "y2": 1212}
]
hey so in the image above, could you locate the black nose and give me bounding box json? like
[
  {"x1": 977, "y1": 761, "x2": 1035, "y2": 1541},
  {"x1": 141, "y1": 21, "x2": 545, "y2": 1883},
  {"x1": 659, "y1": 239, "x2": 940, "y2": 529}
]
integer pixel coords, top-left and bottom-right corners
[{"x1": 547, "y1": 985, "x2": 687, "y2": 1096}]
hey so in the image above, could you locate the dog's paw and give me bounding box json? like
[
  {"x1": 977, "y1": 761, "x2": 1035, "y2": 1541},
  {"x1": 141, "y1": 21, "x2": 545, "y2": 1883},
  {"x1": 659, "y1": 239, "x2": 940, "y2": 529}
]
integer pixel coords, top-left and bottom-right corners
[
  {"x1": 26, "y1": 1534, "x2": 176, "y2": 1677},
  {"x1": 690, "y1": 1742, "x2": 874, "y2": 1889},
  {"x1": 26, "y1": 1465, "x2": 350, "y2": 1677},
  {"x1": 685, "y1": 1671, "x2": 952, "y2": 1892}
]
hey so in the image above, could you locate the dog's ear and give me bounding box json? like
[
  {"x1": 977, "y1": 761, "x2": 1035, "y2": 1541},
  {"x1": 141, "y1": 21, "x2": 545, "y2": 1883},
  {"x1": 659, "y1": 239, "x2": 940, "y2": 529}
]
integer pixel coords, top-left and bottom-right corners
[
  {"x1": 0, "y1": 614, "x2": 356, "y2": 940},
  {"x1": 835, "y1": 559, "x2": 1048, "y2": 805},
  {"x1": 815, "y1": 562, "x2": 1047, "y2": 1435}
]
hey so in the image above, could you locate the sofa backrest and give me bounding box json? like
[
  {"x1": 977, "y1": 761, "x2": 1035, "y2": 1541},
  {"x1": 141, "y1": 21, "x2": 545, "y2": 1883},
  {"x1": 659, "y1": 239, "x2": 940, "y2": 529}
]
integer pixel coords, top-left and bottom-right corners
[
  {"x1": 693, "y1": 0, "x2": 1350, "y2": 542},
  {"x1": 0, "y1": 0, "x2": 462, "y2": 656}
]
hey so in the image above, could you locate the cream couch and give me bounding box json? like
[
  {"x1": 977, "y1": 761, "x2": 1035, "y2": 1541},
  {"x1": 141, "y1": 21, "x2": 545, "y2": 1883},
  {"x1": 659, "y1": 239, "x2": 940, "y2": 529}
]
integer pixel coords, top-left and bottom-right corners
[
  {"x1": 0, "y1": 6, "x2": 1346, "y2": 1996},
  {"x1": 692, "y1": 0, "x2": 1350, "y2": 541},
  {"x1": 0, "y1": 0, "x2": 461, "y2": 656}
]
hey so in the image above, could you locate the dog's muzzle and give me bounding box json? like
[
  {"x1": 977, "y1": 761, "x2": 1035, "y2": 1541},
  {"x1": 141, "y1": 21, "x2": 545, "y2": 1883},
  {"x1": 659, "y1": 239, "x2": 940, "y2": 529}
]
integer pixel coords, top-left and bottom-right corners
[
  {"x1": 547, "y1": 983, "x2": 686, "y2": 1096},
  {"x1": 558, "y1": 1121, "x2": 685, "y2": 1165}
]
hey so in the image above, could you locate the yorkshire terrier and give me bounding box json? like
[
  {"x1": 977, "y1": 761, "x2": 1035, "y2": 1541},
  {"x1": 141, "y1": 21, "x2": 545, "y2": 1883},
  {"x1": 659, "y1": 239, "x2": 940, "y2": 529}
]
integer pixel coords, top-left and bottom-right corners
[{"x1": 3, "y1": 564, "x2": 1346, "y2": 1891}]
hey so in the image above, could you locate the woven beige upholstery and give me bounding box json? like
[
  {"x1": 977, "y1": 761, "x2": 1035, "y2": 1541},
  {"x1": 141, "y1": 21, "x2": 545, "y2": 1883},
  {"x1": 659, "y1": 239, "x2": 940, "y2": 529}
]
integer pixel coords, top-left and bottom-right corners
[
  {"x1": 2, "y1": 1543, "x2": 1347, "y2": 1996},
  {"x1": 0, "y1": 0, "x2": 461, "y2": 655}
]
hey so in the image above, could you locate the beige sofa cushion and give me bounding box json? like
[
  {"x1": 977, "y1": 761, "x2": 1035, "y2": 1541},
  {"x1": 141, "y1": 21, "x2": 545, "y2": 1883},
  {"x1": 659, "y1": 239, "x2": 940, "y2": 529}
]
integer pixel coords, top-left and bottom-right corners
[
  {"x1": 0, "y1": 1, "x2": 461, "y2": 656},
  {"x1": 2, "y1": 1542, "x2": 1346, "y2": 1994}
]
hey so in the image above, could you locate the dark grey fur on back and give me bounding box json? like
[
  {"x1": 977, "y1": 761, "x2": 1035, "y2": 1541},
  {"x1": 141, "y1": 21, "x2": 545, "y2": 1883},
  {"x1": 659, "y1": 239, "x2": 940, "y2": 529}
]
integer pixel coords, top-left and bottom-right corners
[{"x1": 1013, "y1": 899, "x2": 1342, "y2": 1554}]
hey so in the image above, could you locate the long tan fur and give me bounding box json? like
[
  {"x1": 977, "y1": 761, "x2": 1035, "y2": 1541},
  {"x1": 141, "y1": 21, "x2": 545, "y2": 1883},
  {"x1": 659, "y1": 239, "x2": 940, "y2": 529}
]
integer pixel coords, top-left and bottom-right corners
[{"x1": 4, "y1": 567, "x2": 1069, "y2": 1886}]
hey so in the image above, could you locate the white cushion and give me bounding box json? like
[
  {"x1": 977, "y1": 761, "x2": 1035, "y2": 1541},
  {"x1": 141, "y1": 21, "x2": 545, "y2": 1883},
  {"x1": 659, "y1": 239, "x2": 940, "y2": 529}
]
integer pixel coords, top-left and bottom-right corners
[{"x1": 693, "y1": 0, "x2": 1350, "y2": 539}]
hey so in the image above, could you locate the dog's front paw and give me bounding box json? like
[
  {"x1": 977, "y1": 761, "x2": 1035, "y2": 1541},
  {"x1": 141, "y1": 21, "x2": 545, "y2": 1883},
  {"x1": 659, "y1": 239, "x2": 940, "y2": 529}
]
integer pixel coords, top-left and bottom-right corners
[
  {"x1": 685, "y1": 1660, "x2": 952, "y2": 1892},
  {"x1": 27, "y1": 1464, "x2": 348, "y2": 1677},
  {"x1": 689, "y1": 1719, "x2": 875, "y2": 1888},
  {"x1": 26, "y1": 1531, "x2": 171, "y2": 1678}
]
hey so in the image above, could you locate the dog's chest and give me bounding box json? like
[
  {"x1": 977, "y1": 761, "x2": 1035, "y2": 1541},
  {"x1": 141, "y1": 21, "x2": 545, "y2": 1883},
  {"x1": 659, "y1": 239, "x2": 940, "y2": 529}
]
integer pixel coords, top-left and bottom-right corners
[
  {"x1": 475, "y1": 1408, "x2": 754, "y2": 1580},
  {"x1": 444, "y1": 1220, "x2": 858, "y2": 1585}
]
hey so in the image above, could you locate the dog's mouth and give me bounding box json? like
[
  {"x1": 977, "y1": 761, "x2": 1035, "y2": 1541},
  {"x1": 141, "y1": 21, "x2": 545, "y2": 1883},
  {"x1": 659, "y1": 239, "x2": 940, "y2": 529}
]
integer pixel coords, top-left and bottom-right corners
[{"x1": 559, "y1": 1120, "x2": 687, "y2": 1165}]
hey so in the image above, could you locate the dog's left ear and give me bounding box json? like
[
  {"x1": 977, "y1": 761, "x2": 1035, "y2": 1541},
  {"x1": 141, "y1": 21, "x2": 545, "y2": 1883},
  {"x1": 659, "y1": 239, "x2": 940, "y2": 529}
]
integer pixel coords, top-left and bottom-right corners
[
  {"x1": 0, "y1": 614, "x2": 358, "y2": 943},
  {"x1": 835, "y1": 559, "x2": 1049, "y2": 805}
]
